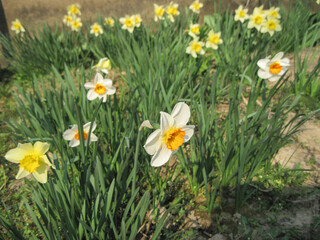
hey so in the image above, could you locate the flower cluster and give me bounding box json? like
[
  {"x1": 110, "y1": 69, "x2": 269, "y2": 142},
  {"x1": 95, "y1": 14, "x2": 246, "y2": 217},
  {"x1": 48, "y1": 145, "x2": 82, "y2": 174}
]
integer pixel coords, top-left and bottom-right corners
[
  {"x1": 120, "y1": 14, "x2": 142, "y2": 33},
  {"x1": 235, "y1": 5, "x2": 282, "y2": 36},
  {"x1": 11, "y1": 19, "x2": 25, "y2": 34},
  {"x1": 63, "y1": 4, "x2": 83, "y2": 32},
  {"x1": 153, "y1": 2, "x2": 180, "y2": 23}
]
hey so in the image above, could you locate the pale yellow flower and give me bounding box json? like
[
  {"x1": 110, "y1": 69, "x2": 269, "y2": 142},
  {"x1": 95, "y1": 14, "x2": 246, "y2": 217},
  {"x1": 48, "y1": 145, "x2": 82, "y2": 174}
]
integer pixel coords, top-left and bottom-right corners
[
  {"x1": 120, "y1": 15, "x2": 135, "y2": 33},
  {"x1": 11, "y1": 19, "x2": 25, "y2": 34},
  {"x1": 267, "y1": 7, "x2": 281, "y2": 19},
  {"x1": 92, "y1": 57, "x2": 112, "y2": 74},
  {"x1": 261, "y1": 17, "x2": 281, "y2": 36},
  {"x1": 166, "y1": 2, "x2": 180, "y2": 23},
  {"x1": 188, "y1": 23, "x2": 200, "y2": 38},
  {"x1": 248, "y1": 7, "x2": 266, "y2": 31},
  {"x1": 105, "y1": 17, "x2": 114, "y2": 27},
  {"x1": 5, "y1": 142, "x2": 53, "y2": 183},
  {"x1": 90, "y1": 22, "x2": 103, "y2": 36},
  {"x1": 63, "y1": 15, "x2": 73, "y2": 26},
  {"x1": 189, "y1": 0, "x2": 203, "y2": 14},
  {"x1": 133, "y1": 14, "x2": 142, "y2": 28},
  {"x1": 154, "y1": 4, "x2": 165, "y2": 21},
  {"x1": 234, "y1": 5, "x2": 249, "y2": 23},
  {"x1": 71, "y1": 17, "x2": 82, "y2": 32},
  {"x1": 186, "y1": 37, "x2": 205, "y2": 58},
  {"x1": 67, "y1": 4, "x2": 81, "y2": 16},
  {"x1": 206, "y1": 30, "x2": 223, "y2": 50}
]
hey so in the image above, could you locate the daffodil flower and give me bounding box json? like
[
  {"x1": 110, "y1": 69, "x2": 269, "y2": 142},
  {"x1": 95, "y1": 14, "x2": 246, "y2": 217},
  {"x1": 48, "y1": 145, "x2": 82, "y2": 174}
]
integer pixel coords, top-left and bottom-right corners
[
  {"x1": 257, "y1": 52, "x2": 290, "y2": 82},
  {"x1": 154, "y1": 4, "x2": 165, "y2": 21},
  {"x1": 71, "y1": 17, "x2": 82, "y2": 32},
  {"x1": 206, "y1": 30, "x2": 223, "y2": 50},
  {"x1": 67, "y1": 4, "x2": 81, "y2": 16},
  {"x1": 144, "y1": 102, "x2": 194, "y2": 167},
  {"x1": 92, "y1": 58, "x2": 111, "y2": 75},
  {"x1": 84, "y1": 72, "x2": 116, "y2": 102},
  {"x1": 90, "y1": 23, "x2": 103, "y2": 36},
  {"x1": 317, "y1": 0, "x2": 320, "y2": 4},
  {"x1": 267, "y1": 7, "x2": 281, "y2": 19},
  {"x1": 188, "y1": 23, "x2": 200, "y2": 38},
  {"x1": 5, "y1": 142, "x2": 53, "y2": 183},
  {"x1": 133, "y1": 14, "x2": 142, "y2": 28},
  {"x1": 248, "y1": 6, "x2": 266, "y2": 31},
  {"x1": 189, "y1": 0, "x2": 203, "y2": 14},
  {"x1": 261, "y1": 17, "x2": 281, "y2": 36},
  {"x1": 120, "y1": 15, "x2": 135, "y2": 33},
  {"x1": 63, "y1": 122, "x2": 98, "y2": 147},
  {"x1": 105, "y1": 17, "x2": 114, "y2": 27},
  {"x1": 11, "y1": 19, "x2": 25, "y2": 34},
  {"x1": 166, "y1": 2, "x2": 180, "y2": 23},
  {"x1": 186, "y1": 38, "x2": 205, "y2": 58},
  {"x1": 234, "y1": 5, "x2": 249, "y2": 23}
]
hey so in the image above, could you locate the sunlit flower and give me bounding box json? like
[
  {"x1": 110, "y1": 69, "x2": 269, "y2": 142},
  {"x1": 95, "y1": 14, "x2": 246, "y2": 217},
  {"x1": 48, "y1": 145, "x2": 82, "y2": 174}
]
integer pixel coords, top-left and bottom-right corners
[
  {"x1": 5, "y1": 142, "x2": 53, "y2": 183},
  {"x1": 257, "y1": 52, "x2": 290, "y2": 82},
  {"x1": 154, "y1": 4, "x2": 165, "y2": 21},
  {"x1": 133, "y1": 14, "x2": 142, "y2": 27},
  {"x1": 317, "y1": 0, "x2": 320, "y2": 4},
  {"x1": 144, "y1": 102, "x2": 194, "y2": 167},
  {"x1": 84, "y1": 72, "x2": 116, "y2": 102},
  {"x1": 186, "y1": 37, "x2": 205, "y2": 58},
  {"x1": 261, "y1": 17, "x2": 281, "y2": 36},
  {"x1": 90, "y1": 22, "x2": 103, "y2": 36},
  {"x1": 11, "y1": 19, "x2": 25, "y2": 34},
  {"x1": 234, "y1": 5, "x2": 249, "y2": 23},
  {"x1": 189, "y1": 0, "x2": 203, "y2": 14},
  {"x1": 120, "y1": 15, "x2": 135, "y2": 33},
  {"x1": 105, "y1": 17, "x2": 114, "y2": 27},
  {"x1": 63, "y1": 15, "x2": 73, "y2": 26},
  {"x1": 188, "y1": 23, "x2": 200, "y2": 38},
  {"x1": 92, "y1": 57, "x2": 111, "y2": 74},
  {"x1": 71, "y1": 17, "x2": 82, "y2": 31},
  {"x1": 206, "y1": 30, "x2": 223, "y2": 50},
  {"x1": 67, "y1": 4, "x2": 81, "y2": 16},
  {"x1": 63, "y1": 122, "x2": 98, "y2": 147},
  {"x1": 267, "y1": 7, "x2": 281, "y2": 19},
  {"x1": 248, "y1": 7, "x2": 266, "y2": 31},
  {"x1": 166, "y1": 2, "x2": 180, "y2": 22}
]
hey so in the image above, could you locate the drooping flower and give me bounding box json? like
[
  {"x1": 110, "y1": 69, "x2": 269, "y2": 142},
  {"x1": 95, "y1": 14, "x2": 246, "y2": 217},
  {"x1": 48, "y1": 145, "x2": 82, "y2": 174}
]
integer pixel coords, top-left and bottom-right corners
[
  {"x1": 133, "y1": 14, "x2": 142, "y2": 28},
  {"x1": 11, "y1": 19, "x2": 25, "y2": 34},
  {"x1": 189, "y1": 0, "x2": 203, "y2": 14},
  {"x1": 166, "y1": 2, "x2": 180, "y2": 23},
  {"x1": 206, "y1": 30, "x2": 223, "y2": 50},
  {"x1": 248, "y1": 6, "x2": 266, "y2": 31},
  {"x1": 267, "y1": 7, "x2": 281, "y2": 19},
  {"x1": 92, "y1": 57, "x2": 111, "y2": 74},
  {"x1": 84, "y1": 72, "x2": 116, "y2": 102},
  {"x1": 63, "y1": 122, "x2": 98, "y2": 147},
  {"x1": 120, "y1": 15, "x2": 135, "y2": 33},
  {"x1": 234, "y1": 5, "x2": 249, "y2": 23},
  {"x1": 71, "y1": 17, "x2": 82, "y2": 32},
  {"x1": 105, "y1": 17, "x2": 114, "y2": 27},
  {"x1": 186, "y1": 37, "x2": 205, "y2": 58},
  {"x1": 67, "y1": 4, "x2": 81, "y2": 16},
  {"x1": 90, "y1": 22, "x2": 103, "y2": 36},
  {"x1": 154, "y1": 4, "x2": 165, "y2": 21},
  {"x1": 5, "y1": 142, "x2": 53, "y2": 183},
  {"x1": 257, "y1": 52, "x2": 290, "y2": 82},
  {"x1": 144, "y1": 102, "x2": 195, "y2": 167},
  {"x1": 261, "y1": 17, "x2": 281, "y2": 36},
  {"x1": 188, "y1": 23, "x2": 200, "y2": 38}
]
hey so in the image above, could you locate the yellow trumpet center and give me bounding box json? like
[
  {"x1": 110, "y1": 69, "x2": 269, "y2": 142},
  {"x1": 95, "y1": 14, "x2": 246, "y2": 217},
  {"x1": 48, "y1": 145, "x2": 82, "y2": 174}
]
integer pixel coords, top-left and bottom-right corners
[
  {"x1": 168, "y1": 7, "x2": 178, "y2": 15},
  {"x1": 269, "y1": 62, "x2": 282, "y2": 74},
  {"x1": 191, "y1": 26, "x2": 199, "y2": 34},
  {"x1": 270, "y1": 11, "x2": 278, "y2": 18},
  {"x1": 191, "y1": 42, "x2": 202, "y2": 52},
  {"x1": 20, "y1": 154, "x2": 41, "y2": 173},
  {"x1": 93, "y1": 26, "x2": 101, "y2": 33},
  {"x1": 74, "y1": 131, "x2": 88, "y2": 141},
  {"x1": 155, "y1": 8, "x2": 164, "y2": 17},
  {"x1": 163, "y1": 128, "x2": 186, "y2": 151},
  {"x1": 209, "y1": 35, "x2": 220, "y2": 44},
  {"x1": 124, "y1": 18, "x2": 133, "y2": 27},
  {"x1": 193, "y1": 3, "x2": 200, "y2": 10},
  {"x1": 94, "y1": 84, "x2": 106, "y2": 95},
  {"x1": 254, "y1": 16, "x2": 262, "y2": 24},
  {"x1": 267, "y1": 21, "x2": 276, "y2": 30},
  {"x1": 13, "y1": 23, "x2": 22, "y2": 29},
  {"x1": 239, "y1": 10, "x2": 245, "y2": 17}
]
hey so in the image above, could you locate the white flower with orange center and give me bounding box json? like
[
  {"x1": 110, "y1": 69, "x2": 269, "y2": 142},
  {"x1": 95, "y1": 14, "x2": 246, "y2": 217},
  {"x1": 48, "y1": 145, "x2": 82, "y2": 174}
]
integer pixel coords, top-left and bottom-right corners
[
  {"x1": 105, "y1": 17, "x2": 114, "y2": 27},
  {"x1": 120, "y1": 15, "x2": 135, "y2": 33},
  {"x1": 90, "y1": 22, "x2": 103, "y2": 36},
  {"x1": 133, "y1": 14, "x2": 142, "y2": 27},
  {"x1": 84, "y1": 72, "x2": 116, "y2": 102},
  {"x1": 67, "y1": 4, "x2": 81, "y2": 16},
  {"x1": 144, "y1": 102, "x2": 194, "y2": 167},
  {"x1": 189, "y1": 0, "x2": 203, "y2": 14},
  {"x1": 248, "y1": 7, "x2": 266, "y2": 31},
  {"x1": 154, "y1": 4, "x2": 165, "y2": 21},
  {"x1": 261, "y1": 17, "x2": 281, "y2": 36},
  {"x1": 257, "y1": 52, "x2": 290, "y2": 82},
  {"x1": 63, "y1": 122, "x2": 98, "y2": 148},
  {"x1": 11, "y1": 19, "x2": 25, "y2": 34},
  {"x1": 234, "y1": 5, "x2": 249, "y2": 23},
  {"x1": 206, "y1": 30, "x2": 223, "y2": 50},
  {"x1": 188, "y1": 23, "x2": 200, "y2": 38},
  {"x1": 166, "y1": 2, "x2": 180, "y2": 23},
  {"x1": 267, "y1": 7, "x2": 281, "y2": 19},
  {"x1": 5, "y1": 142, "x2": 53, "y2": 183},
  {"x1": 186, "y1": 38, "x2": 205, "y2": 58},
  {"x1": 71, "y1": 17, "x2": 82, "y2": 32},
  {"x1": 92, "y1": 57, "x2": 111, "y2": 75}
]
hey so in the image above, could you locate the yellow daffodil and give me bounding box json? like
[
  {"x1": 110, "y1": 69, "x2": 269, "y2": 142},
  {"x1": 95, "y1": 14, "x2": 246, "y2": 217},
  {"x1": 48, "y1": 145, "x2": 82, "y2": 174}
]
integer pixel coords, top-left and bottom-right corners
[
  {"x1": 120, "y1": 15, "x2": 135, "y2": 33},
  {"x1": 92, "y1": 57, "x2": 111, "y2": 74},
  {"x1": 105, "y1": 17, "x2": 114, "y2": 27},
  {"x1": 234, "y1": 5, "x2": 249, "y2": 23},
  {"x1": 186, "y1": 37, "x2": 205, "y2": 58},
  {"x1": 261, "y1": 17, "x2": 281, "y2": 36},
  {"x1": 67, "y1": 4, "x2": 81, "y2": 16},
  {"x1": 133, "y1": 14, "x2": 142, "y2": 27},
  {"x1": 267, "y1": 7, "x2": 281, "y2": 19},
  {"x1": 63, "y1": 122, "x2": 98, "y2": 147},
  {"x1": 154, "y1": 4, "x2": 165, "y2": 21},
  {"x1": 166, "y1": 2, "x2": 180, "y2": 23},
  {"x1": 71, "y1": 17, "x2": 82, "y2": 32},
  {"x1": 63, "y1": 15, "x2": 73, "y2": 26},
  {"x1": 248, "y1": 7, "x2": 266, "y2": 31},
  {"x1": 84, "y1": 72, "x2": 116, "y2": 102},
  {"x1": 206, "y1": 30, "x2": 223, "y2": 50},
  {"x1": 257, "y1": 52, "x2": 290, "y2": 82},
  {"x1": 144, "y1": 102, "x2": 194, "y2": 167},
  {"x1": 317, "y1": 0, "x2": 320, "y2": 4},
  {"x1": 11, "y1": 19, "x2": 25, "y2": 34},
  {"x1": 90, "y1": 22, "x2": 103, "y2": 36},
  {"x1": 189, "y1": 0, "x2": 203, "y2": 14},
  {"x1": 5, "y1": 142, "x2": 53, "y2": 183},
  {"x1": 188, "y1": 23, "x2": 200, "y2": 38}
]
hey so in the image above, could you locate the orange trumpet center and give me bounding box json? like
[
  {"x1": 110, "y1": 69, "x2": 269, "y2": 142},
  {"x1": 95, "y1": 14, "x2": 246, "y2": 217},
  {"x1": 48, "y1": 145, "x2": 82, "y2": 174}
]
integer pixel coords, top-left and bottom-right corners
[
  {"x1": 269, "y1": 62, "x2": 282, "y2": 74},
  {"x1": 74, "y1": 131, "x2": 88, "y2": 140},
  {"x1": 163, "y1": 128, "x2": 186, "y2": 151}
]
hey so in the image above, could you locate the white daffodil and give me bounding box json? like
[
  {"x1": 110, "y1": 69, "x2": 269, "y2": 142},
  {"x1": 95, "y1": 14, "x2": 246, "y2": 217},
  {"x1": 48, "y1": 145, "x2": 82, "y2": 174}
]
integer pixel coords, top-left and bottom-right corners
[
  {"x1": 248, "y1": 7, "x2": 266, "y2": 31},
  {"x1": 84, "y1": 72, "x2": 116, "y2": 102},
  {"x1": 63, "y1": 122, "x2": 98, "y2": 148},
  {"x1": 105, "y1": 17, "x2": 114, "y2": 27},
  {"x1": 5, "y1": 142, "x2": 53, "y2": 183},
  {"x1": 120, "y1": 15, "x2": 135, "y2": 33},
  {"x1": 267, "y1": 7, "x2": 281, "y2": 19},
  {"x1": 257, "y1": 52, "x2": 290, "y2": 82},
  {"x1": 63, "y1": 15, "x2": 73, "y2": 26},
  {"x1": 154, "y1": 4, "x2": 165, "y2": 21},
  {"x1": 189, "y1": 0, "x2": 203, "y2": 14},
  {"x1": 166, "y1": 2, "x2": 180, "y2": 23},
  {"x1": 234, "y1": 5, "x2": 249, "y2": 23},
  {"x1": 67, "y1": 4, "x2": 81, "y2": 16},
  {"x1": 90, "y1": 23, "x2": 103, "y2": 36},
  {"x1": 144, "y1": 102, "x2": 195, "y2": 167},
  {"x1": 133, "y1": 14, "x2": 142, "y2": 28},
  {"x1": 92, "y1": 57, "x2": 111, "y2": 74},
  {"x1": 261, "y1": 17, "x2": 281, "y2": 36},
  {"x1": 11, "y1": 19, "x2": 25, "y2": 34},
  {"x1": 188, "y1": 23, "x2": 200, "y2": 38},
  {"x1": 206, "y1": 30, "x2": 223, "y2": 50},
  {"x1": 186, "y1": 38, "x2": 205, "y2": 58},
  {"x1": 71, "y1": 17, "x2": 82, "y2": 32}
]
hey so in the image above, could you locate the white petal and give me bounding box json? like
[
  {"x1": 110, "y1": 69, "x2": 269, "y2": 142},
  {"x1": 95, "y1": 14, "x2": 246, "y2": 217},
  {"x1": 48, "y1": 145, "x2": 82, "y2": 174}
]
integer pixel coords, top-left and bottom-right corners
[
  {"x1": 89, "y1": 133, "x2": 98, "y2": 142},
  {"x1": 34, "y1": 142, "x2": 50, "y2": 155},
  {"x1": 5, "y1": 147, "x2": 27, "y2": 163},
  {"x1": 257, "y1": 58, "x2": 269, "y2": 69},
  {"x1": 280, "y1": 58, "x2": 290, "y2": 67},
  {"x1": 107, "y1": 86, "x2": 116, "y2": 95},
  {"x1": 32, "y1": 162, "x2": 48, "y2": 183},
  {"x1": 160, "y1": 112, "x2": 174, "y2": 134},
  {"x1": 94, "y1": 72, "x2": 103, "y2": 83},
  {"x1": 84, "y1": 82, "x2": 95, "y2": 89},
  {"x1": 103, "y1": 79, "x2": 113, "y2": 87},
  {"x1": 144, "y1": 129, "x2": 161, "y2": 155},
  {"x1": 84, "y1": 122, "x2": 96, "y2": 132},
  {"x1": 87, "y1": 89, "x2": 98, "y2": 101},
  {"x1": 258, "y1": 69, "x2": 272, "y2": 79},
  {"x1": 150, "y1": 145, "x2": 172, "y2": 167},
  {"x1": 181, "y1": 125, "x2": 195, "y2": 142},
  {"x1": 271, "y1": 52, "x2": 284, "y2": 62},
  {"x1": 268, "y1": 75, "x2": 281, "y2": 82},
  {"x1": 63, "y1": 129, "x2": 77, "y2": 140},
  {"x1": 16, "y1": 167, "x2": 30, "y2": 179},
  {"x1": 171, "y1": 102, "x2": 191, "y2": 128},
  {"x1": 69, "y1": 139, "x2": 80, "y2": 147}
]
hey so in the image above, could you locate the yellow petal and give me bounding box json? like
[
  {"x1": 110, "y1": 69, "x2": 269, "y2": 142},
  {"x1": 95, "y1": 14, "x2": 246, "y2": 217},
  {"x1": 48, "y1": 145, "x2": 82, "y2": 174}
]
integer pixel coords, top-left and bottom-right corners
[
  {"x1": 32, "y1": 162, "x2": 48, "y2": 183},
  {"x1": 34, "y1": 142, "x2": 50, "y2": 155},
  {"x1": 16, "y1": 167, "x2": 30, "y2": 179},
  {"x1": 5, "y1": 147, "x2": 27, "y2": 163}
]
